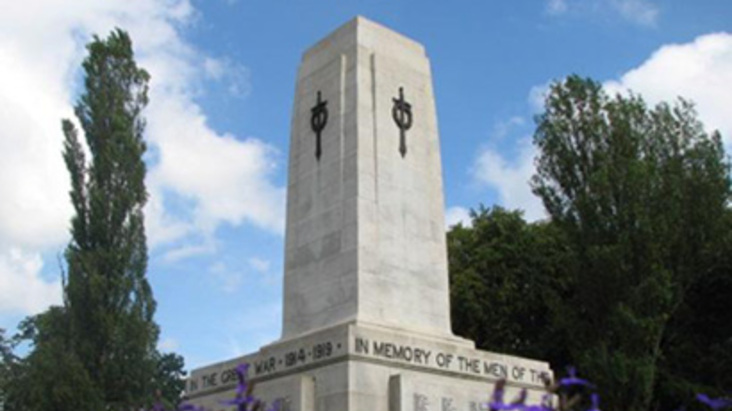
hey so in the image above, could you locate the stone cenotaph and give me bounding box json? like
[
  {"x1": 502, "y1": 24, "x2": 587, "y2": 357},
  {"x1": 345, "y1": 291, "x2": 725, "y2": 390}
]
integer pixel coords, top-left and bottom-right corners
[{"x1": 187, "y1": 16, "x2": 552, "y2": 411}]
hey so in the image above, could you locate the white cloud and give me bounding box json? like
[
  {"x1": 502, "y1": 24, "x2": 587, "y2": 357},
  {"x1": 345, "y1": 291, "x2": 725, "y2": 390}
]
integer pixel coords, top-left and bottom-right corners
[
  {"x1": 545, "y1": 0, "x2": 659, "y2": 27},
  {"x1": 604, "y1": 32, "x2": 732, "y2": 148},
  {"x1": 546, "y1": 0, "x2": 568, "y2": 15},
  {"x1": 203, "y1": 57, "x2": 251, "y2": 98},
  {"x1": 445, "y1": 207, "x2": 472, "y2": 229},
  {"x1": 144, "y1": 189, "x2": 195, "y2": 248},
  {"x1": 472, "y1": 138, "x2": 546, "y2": 222},
  {"x1": 491, "y1": 116, "x2": 526, "y2": 141},
  {"x1": 162, "y1": 242, "x2": 216, "y2": 264},
  {"x1": 610, "y1": 0, "x2": 659, "y2": 27},
  {"x1": 469, "y1": 114, "x2": 546, "y2": 222},
  {"x1": 209, "y1": 262, "x2": 244, "y2": 293},
  {"x1": 146, "y1": 103, "x2": 285, "y2": 240},
  {"x1": 0, "y1": 25, "x2": 74, "y2": 252},
  {"x1": 0, "y1": 249, "x2": 62, "y2": 315},
  {"x1": 529, "y1": 82, "x2": 551, "y2": 113},
  {"x1": 0, "y1": 0, "x2": 285, "y2": 316},
  {"x1": 248, "y1": 257, "x2": 271, "y2": 273},
  {"x1": 158, "y1": 336, "x2": 180, "y2": 352},
  {"x1": 204, "y1": 57, "x2": 226, "y2": 80}
]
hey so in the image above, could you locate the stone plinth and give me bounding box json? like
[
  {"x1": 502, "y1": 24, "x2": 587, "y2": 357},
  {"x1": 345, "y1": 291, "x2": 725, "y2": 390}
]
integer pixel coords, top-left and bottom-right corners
[{"x1": 187, "y1": 323, "x2": 551, "y2": 411}]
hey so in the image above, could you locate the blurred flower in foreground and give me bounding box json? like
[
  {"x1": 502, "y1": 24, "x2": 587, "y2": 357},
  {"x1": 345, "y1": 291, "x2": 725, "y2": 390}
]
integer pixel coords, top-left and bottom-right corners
[
  {"x1": 488, "y1": 366, "x2": 596, "y2": 411},
  {"x1": 487, "y1": 379, "x2": 507, "y2": 410},
  {"x1": 178, "y1": 403, "x2": 205, "y2": 411},
  {"x1": 697, "y1": 394, "x2": 732, "y2": 410},
  {"x1": 586, "y1": 394, "x2": 600, "y2": 411},
  {"x1": 177, "y1": 363, "x2": 280, "y2": 411},
  {"x1": 220, "y1": 363, "x2": 256, "y2": 410},
  {"x1": 178, "y1": 362, "x2": 726, "y2": 411},
  {"x1": 558, "y1": 367, "x2": 595, "y2": 389}
]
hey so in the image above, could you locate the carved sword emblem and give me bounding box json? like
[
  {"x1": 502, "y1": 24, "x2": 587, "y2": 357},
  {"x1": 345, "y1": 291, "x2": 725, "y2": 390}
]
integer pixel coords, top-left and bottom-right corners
[
  {"x1": 392, "y1": 87, "x2": 413, "y2": 158},
  {"x1": 310, "y1": 91, "x2": 328, "y2": 160}
]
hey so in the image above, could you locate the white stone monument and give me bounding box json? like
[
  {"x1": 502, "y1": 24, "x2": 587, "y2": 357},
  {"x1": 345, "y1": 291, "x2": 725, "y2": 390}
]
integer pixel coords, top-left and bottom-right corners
[{"x1": 187, "y1": 16, "x2": 552, "y2": 411}]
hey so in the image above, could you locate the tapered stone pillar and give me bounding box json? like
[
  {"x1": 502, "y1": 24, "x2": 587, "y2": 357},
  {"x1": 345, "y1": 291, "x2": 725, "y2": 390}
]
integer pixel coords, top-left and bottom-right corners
[
  {"x1": 187, "y1": 17, "x2": 552, "y2": 411},
  {"x1": 282, "y1": 15, "x2": 452, "y2": 340}
]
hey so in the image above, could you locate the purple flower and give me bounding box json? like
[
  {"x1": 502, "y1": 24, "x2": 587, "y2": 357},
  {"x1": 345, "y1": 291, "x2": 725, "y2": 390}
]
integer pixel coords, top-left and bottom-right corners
[
  {"x1": 235, "y1": 363, "x2": 250, "y2": 395},
  {"x1": 485, "y1": 401, "x2": 526, "y2": 411},
  {"x1": 236, "y1": 363, "x2": 250, "y2": 379},
  {"x1": 487, "y1": 386, "x2": 529, "y2": 411},
  {"x1": 490, "y1": 403, "x2": 525, "y2": 411},
  {"x1": 267, "y1": 399, "x2": 283, "y2": 411},
  {"x1": 540, "y1": 393, "x2": 552, "y2": 406},
  {"x1": 487, "y1": 380, "x2": 507, "y2": 411},
  {"x1": 587, "y1": 393, "x2": 601, "y2": 411},
  {"x1": 558, "y1": 366, "x2": 595, "y2": 389},
  {"x1": 219, "y1": 363, "x2": 258, "y2": 411},
  {"x1": 509, "y1": 389, "x2": 528, "y2": 410},
  {"x1": 697, "y1": 394, "x2": 732, "y2": 410},
  {"x1": 220, "y1": 394, "x2": 256, "y2": 410},
  {"x1": 178, "y1": 403, "x2": 205, "y2": 411}
]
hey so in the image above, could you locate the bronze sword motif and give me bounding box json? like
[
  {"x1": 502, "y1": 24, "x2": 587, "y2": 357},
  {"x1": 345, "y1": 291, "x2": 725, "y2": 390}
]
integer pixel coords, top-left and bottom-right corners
[
  {"x1": 310, "y1": 91, "x2": 328, "y2": 160},
  {"x1": 392, "y1": 87, "x2": 413, "y2": 158}
]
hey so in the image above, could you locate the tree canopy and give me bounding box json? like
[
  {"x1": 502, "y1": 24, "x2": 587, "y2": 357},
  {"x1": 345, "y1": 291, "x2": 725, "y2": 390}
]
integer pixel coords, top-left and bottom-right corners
[
  {"x1": 0, "y1": 29, "x2": 185, "y2": 411},
  {"x1": 448, "y1": 206, "x2": 573, "y2": 362},
  {"x1": 449, "y1": 75, "x2": 731, "y2": 411},
  {"x1": 62, "y1": 27, "x2": 159, "y2": 409}
]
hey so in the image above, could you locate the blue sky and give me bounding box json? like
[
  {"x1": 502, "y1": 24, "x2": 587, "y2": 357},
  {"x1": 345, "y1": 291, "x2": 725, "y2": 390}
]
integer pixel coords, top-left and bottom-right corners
[{"x1": 1, "y1": 0, "x2": 731, "y2": 371}]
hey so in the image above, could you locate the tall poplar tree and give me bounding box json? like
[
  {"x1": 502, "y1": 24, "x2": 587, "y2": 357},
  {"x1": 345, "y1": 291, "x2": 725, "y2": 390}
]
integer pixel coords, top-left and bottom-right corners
[
  {"x1": 61, "y1": 28, "x2": 159, "y2": 408},
  {"x1": 2, "y1": 29, "x2": 183, "y2": 411}
]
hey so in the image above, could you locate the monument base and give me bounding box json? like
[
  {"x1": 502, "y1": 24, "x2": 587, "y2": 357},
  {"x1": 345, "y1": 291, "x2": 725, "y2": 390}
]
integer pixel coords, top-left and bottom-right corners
[{"x1": 187, "y1": 322, "x2": 552, "y2": 411}]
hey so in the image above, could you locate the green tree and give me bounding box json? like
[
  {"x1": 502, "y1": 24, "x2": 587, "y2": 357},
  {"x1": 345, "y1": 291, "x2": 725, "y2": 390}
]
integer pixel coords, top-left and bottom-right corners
[
  {"x1": 654, "y1": 207, "x2": 732, "y2": 410},
  {"x1": 4, "y1": 29, "x2": 185, "y2": 411},
  {"x1": 61, "y1": 28, "x2": 161, "y2": 409},
  {"x1": 531, "y1": 75, "x2": 731, "y2": 411},
  {"x1": 0, "y1": 328, "x2": 18, "y2": 408},
  {"x1": 153, "y1": 352, "x2": 187, "y2": 410},
  {"x1": 448, "y1": 206, "x2": 574, "y2": 364},
  {"x1": 3, "y1": 309, "x2": 102, "y2": 411}
]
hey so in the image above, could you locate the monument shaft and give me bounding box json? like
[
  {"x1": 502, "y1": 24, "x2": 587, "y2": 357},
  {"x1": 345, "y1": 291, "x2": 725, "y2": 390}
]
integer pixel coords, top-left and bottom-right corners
[
  {"x1": 283, "y1": 16, "x2": 451, "y2": 339},
  {"x1": 187, "y1": 17, "x2": 552, "y2": 411}
]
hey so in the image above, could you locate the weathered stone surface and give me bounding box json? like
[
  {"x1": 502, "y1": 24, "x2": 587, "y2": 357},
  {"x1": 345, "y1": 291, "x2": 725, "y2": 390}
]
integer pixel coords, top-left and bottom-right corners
[
  {"x1": 187, "y1": 16, "x2": 552, "y2": 411},
  {"x1": 187, "y1": 323, "x2": 551, "y2": 410},
  {"x1": 283, "y1": 15, "x2": 452, "y2": 340}
]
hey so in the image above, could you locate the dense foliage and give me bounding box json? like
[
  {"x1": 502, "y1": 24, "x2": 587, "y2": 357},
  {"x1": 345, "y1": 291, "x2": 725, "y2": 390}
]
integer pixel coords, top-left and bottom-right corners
[
  {"x1": 449, "y1": 75, "x2": 731, "y2": 411},
  {"x1": 0, "y1": 29, "x2": 185, "y2": 410},
  {"x1": 448, "y1": 207, "x2": 573, "y2": 362}
]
